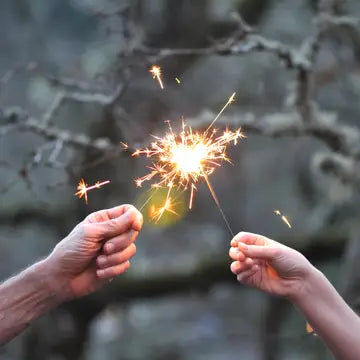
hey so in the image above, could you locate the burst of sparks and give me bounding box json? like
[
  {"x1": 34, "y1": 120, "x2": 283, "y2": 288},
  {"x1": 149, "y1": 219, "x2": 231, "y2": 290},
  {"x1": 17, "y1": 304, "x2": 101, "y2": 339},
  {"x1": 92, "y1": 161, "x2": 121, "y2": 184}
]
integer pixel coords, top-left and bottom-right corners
[
  {"x1": 133, "y1": 93, "x2": 244, "y2": 222},
  {"x1": 273, "y1": 209, "x2": 292, "y2": 229},
  {"x1": 150, "y1": 65, "x2": 164, "y2": 89},
  {"x1": 75, "y1": 178, "x2": 110, "y2": 204},
  {"x1": 149, "y1": 196, "x2": 179, "y2": 222}
]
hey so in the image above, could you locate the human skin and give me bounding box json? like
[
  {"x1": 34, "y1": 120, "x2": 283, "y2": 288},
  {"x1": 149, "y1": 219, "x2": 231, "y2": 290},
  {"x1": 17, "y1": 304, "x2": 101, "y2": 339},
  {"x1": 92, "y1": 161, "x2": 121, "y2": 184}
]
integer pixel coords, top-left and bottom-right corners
[
  {"x1": 229, "y1": 232, "x2": 360, "y2": 360},
  {"x1": 0, "y1": 204, "x2": 142, "y2": 345}
]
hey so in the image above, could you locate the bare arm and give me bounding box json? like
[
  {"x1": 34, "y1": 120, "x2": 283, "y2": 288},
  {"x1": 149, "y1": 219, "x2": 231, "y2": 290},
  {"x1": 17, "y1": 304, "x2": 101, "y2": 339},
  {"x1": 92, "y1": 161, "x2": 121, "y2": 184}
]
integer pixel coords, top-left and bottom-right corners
[
  {"x1": 292, "y1": 268, "x2": 360, "y2": 360},
  {"x1": 229, "y1": 232, "x2": 360, "y2": 360},
  {"x1": 0, "y1": 204, "x2": 143, "y2": 344},
  {"x1": 0, "y1": 259, "x2": 68, "y2": 344}
]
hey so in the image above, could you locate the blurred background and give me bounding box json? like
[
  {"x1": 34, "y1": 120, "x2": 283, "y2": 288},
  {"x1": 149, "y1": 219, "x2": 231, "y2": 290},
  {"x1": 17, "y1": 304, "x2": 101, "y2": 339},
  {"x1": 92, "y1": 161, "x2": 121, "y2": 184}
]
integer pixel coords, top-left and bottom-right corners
[{"x1": 1, "y1": 0, "x2": 360, "y2": 359}]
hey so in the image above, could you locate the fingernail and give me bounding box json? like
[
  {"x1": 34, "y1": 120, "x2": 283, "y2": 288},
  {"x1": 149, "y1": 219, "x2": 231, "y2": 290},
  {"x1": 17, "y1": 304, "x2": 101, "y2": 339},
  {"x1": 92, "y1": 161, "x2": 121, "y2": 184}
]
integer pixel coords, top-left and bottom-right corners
[
  {"x1": 105, "y1": 243, "x2": 115, "y2": 253},
  {"x1": 98, "y1": 256, "x2": 107, "y2": 267}
]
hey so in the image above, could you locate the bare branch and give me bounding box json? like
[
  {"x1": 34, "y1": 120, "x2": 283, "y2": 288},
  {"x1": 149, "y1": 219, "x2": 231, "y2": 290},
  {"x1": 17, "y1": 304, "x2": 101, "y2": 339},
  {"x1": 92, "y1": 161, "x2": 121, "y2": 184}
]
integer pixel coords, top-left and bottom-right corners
[{"x1": 1, "y1": 107, "x2": 124, "y2": 154}]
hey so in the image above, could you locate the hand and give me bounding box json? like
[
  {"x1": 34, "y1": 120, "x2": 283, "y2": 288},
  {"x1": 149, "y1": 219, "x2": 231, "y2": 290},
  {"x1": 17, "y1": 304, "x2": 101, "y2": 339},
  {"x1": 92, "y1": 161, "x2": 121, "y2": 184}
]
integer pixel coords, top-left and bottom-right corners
[
  {"x1": 229, "y1": 232, "x2": 314, "y2": 299},
  {"x1": 47, "y1": 204, "x2": 143, "y2": 299}
]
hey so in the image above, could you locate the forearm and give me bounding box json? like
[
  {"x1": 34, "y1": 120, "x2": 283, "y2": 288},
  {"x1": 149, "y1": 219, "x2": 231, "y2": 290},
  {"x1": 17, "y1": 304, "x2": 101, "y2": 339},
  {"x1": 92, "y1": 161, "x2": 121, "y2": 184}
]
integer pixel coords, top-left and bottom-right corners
[
  {"x1": 292, "y1": 268, "x2": 360, "y2": 360},
  {"x1": 0, "y1": 258, "x2": 68, "y2": 344}
]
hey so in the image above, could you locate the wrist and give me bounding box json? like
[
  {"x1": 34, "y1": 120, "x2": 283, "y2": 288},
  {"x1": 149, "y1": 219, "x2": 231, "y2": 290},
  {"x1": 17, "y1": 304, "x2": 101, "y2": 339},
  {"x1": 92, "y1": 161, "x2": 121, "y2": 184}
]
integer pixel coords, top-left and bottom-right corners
[
  {"x1": 40, "y1": 256, "x2": 74, "y2": 303},
  {"x1": 288, "y1": 265, "x2": 325, "y2": 305}
]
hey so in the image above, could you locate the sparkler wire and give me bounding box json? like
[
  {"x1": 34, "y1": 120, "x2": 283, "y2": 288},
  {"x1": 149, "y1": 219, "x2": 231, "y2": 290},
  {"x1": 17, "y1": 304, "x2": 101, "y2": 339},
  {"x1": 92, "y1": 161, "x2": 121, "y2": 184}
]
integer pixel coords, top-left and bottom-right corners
[{"x1": 203, "y1": 172, "x2": 234, "y2": 237}]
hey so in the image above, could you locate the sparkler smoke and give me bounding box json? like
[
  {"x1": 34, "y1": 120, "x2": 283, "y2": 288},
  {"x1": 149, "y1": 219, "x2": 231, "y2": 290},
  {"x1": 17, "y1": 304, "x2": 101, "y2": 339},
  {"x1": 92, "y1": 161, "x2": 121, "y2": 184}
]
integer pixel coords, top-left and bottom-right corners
[
  {"x1": 150, "y1": 65, "x2": 164, "y2": 89},
  {"x1": 133, "y1": 93, "x2": 244, "y2": 235},
  {"x1": 274, "y1": 210, "x2": 292, "y2": 229},
  {"x1": 75, "y1": 178, "x2": 110, "y2": 204}
]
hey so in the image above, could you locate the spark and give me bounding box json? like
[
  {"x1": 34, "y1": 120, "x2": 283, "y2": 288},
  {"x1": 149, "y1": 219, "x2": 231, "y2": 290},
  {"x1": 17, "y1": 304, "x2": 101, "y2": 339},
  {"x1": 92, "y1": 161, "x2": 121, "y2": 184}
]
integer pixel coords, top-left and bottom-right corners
[
  {"x1": 133, "y1": 93, "x2": 244, "y2": 230},
  {"x1": 175, "y1": 77, "x2": 181, "y2": 84},
  {"x1": 120, "y1": 141, "x2": 129, "y2": 150},
  {"x1": 150, "y1": 65, "x2": 164, "y2": 89},
  {"x1": 75, "y1": 178, "x2": 110, "y2": 204},
  {"x1": 306, "y1": 322, "x2": 317, "y2": 336},
  {"x1": 206, "y1": 92, "x2": 236, "y2": 132},
  {"x1": 150, "y1": 196, "x2": 179, "y2": 223},
  {"x1": 273, "y1": 209, "x2": 292, "y2": 228}
]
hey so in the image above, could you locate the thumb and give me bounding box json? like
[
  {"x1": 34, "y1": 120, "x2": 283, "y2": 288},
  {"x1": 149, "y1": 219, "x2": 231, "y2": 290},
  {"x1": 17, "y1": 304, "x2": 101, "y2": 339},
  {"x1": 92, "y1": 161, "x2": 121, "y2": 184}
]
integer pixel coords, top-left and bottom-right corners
[
  {"x1": 91, "y1": 210, "x2": 136, "y2": 239},
  {"x1": 239, "y1": 243, "x2": 280, "y2": 261}
]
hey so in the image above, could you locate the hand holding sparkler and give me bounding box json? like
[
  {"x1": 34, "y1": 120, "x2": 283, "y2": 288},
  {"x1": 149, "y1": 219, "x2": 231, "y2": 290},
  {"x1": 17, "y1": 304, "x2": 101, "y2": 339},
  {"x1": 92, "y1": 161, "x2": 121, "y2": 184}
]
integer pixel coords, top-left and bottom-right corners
[
  {"x1": 230, "y1": 232, "x2": 360, "y2": 360},
  {"x1": 47, "y1": 204, "x2": 143, "y2": 299},
  {"x1": 229, "y1": 232, "x2": 312, "y2": 298}
]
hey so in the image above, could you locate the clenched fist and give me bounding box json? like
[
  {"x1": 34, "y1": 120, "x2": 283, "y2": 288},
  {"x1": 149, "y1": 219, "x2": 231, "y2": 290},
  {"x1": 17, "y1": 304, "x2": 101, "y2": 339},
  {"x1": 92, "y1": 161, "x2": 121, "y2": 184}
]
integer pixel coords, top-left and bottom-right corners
[{"x1": 47, "y1": 204, "x2": 143, "y2": 299}]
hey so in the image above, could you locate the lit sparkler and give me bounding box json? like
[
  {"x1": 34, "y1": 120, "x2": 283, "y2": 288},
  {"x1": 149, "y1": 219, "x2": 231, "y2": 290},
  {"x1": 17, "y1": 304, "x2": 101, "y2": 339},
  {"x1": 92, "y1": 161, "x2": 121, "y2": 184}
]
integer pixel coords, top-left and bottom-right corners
[
  {"x1": 75, "y1": 178, "x2": 110, "y2": 204},
  {"x1": 150, "y1": 65, "x2": 164, "y2": 89},
  {"x1": 274, "y1": 210, "x2": 292, "y2": 228},
  {"x1": 133, "y1": 93, "x2": 244, "y2": 234}
]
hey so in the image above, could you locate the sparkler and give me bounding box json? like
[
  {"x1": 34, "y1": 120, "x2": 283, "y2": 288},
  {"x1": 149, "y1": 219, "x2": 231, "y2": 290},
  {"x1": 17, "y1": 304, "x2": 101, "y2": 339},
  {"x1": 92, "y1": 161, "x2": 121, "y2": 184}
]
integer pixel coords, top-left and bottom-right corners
[
  {"x1": 133, "y1": 93, "x2": 244, "y2": 235},
  {"x1": 274, "y1": 210, "x2": 292, "y2": 229},
  {"x1": 150, "y1": 65, "x2": 164, "y2": 89},
  {"x1": 75, "y1": 178, "x2": 110, "y2": 204}
]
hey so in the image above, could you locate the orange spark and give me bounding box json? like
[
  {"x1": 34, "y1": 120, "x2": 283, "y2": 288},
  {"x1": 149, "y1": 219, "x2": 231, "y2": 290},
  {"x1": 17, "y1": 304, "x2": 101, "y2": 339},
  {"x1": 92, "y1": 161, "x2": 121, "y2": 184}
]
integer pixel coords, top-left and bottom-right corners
[
  {"x1": 133, "y1": 93, "x2": 244, "y2": 222},
  {"x1": 75, "y1": 178, "x2": 110, "y2": 204},
  {"x1": 273, "y1": 210, "x2": 292, "y2": 229},
  {"x1": 150, "y1": 65, "x2": 164, "y2": 89},
  {"x1": 306, "y1": 322, "x2": 317, "y2": 336},
  {"x1": 150, "y1": 196, "x2": 179, "y2": 223}
]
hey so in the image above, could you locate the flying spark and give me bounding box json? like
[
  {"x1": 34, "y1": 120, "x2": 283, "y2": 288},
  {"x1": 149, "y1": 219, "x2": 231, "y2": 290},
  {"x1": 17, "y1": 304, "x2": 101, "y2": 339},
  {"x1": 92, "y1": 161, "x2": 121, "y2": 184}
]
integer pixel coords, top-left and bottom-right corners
[
  {"x1": 75, "y1": 178, "x2": 110, "y2": 204},
  {"x1": 120, "y1": 141, "x2": 129, "y2": 150},
  {"x1": 274, "y1": 210, "x2": 292, "y2": 228},
  {"x1": 150, "y1": 65, "x2": 164, "y2": 89},
  {"x1": 133, "y1": 93, "x2": 244, "y2": 230},
  {"x1": 175, "y1": 77, "x2": 181, "y2": 84}
]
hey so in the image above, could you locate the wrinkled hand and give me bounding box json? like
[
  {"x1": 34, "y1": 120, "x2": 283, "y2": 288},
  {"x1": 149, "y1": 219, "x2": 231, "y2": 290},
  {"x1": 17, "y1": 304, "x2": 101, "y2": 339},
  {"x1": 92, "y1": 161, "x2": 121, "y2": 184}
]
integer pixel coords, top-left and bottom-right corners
[
  {"x1": 229, "y1": 232, "x2": 314, "y2": 299},
  {"x1": 47, "y1": 204, "x2": 143, "y2": 299}
]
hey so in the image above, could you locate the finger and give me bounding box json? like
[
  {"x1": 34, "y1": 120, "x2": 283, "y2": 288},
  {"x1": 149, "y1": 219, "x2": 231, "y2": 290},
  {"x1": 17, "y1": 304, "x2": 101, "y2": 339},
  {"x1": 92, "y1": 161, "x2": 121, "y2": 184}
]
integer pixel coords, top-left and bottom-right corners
[
  {"x1": 96, "y1": 261, "x2": 130, "y2": 279},
  {"x1": 237, "y1": 265, "x2": 259, "y2": 283},
  {"x1": 229, "y1": 247, "x2": 246, "y2": 261},
  {"x1": 240, "y1": 244, "x2": 280, "y2": 260},
  {"x1": 85, "y1": 204, "x2": 135, "y2": 223},
  {"x1": 230, "y1": 258, "x2": 254, "y2": 274},
  {"x1": 97, "y1": 244, "x2": 136, "y2": 268},
  {"x1": 231, "y1": 232, "x2": 268, "y2": 247},
  {"x1": 103, "y1": 229, "x2": 139, "y2": 254},
  {"x1": 88, "y1": 209, "x2": 138, "y2": 239}
]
